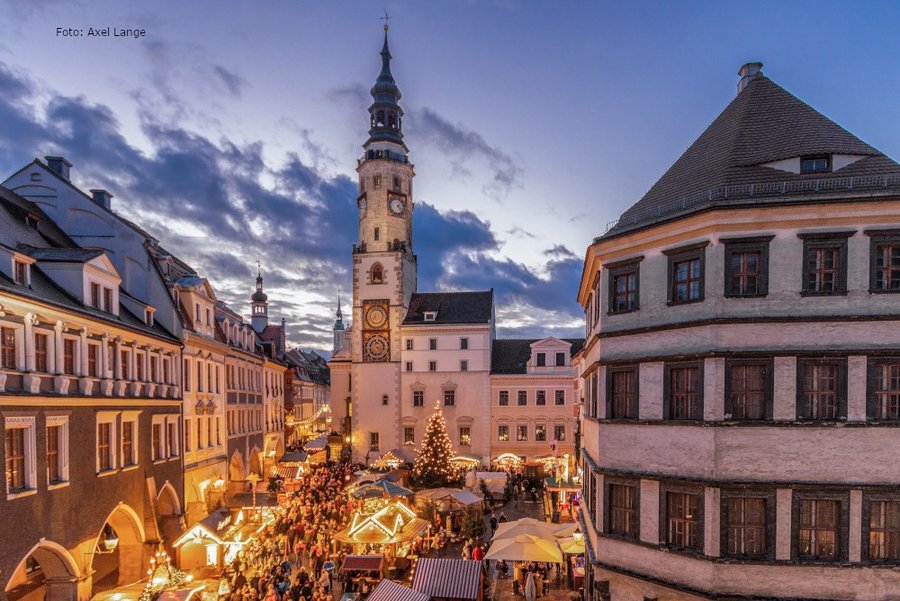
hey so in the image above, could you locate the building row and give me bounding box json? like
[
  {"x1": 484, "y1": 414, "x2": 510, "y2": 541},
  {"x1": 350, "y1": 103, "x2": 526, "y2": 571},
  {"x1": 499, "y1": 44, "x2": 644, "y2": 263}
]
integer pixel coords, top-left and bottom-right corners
[
  {"x1": 576, "y1": 63, "x2": 900, "y2": 600},
  {"x1": 0, "y1": 156, "x2": 329, "y2": 600}
]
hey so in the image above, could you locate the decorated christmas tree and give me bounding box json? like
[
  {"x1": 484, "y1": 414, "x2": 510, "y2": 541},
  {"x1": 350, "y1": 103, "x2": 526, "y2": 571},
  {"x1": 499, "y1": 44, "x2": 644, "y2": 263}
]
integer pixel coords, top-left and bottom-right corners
[{"x1": 413, "y1": 401, "x2": 454, "y2": 487}]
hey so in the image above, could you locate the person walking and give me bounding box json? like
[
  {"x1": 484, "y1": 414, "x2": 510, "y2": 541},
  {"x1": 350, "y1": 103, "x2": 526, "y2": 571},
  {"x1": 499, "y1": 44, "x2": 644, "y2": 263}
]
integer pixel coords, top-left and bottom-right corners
[{"x1": 524, "y1": 571, "x2": 536, "y2": 601}]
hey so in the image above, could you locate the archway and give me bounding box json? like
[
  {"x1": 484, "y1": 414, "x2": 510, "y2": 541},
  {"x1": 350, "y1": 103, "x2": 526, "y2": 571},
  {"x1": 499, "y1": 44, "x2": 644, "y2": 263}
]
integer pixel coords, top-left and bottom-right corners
[
  {"x1": 249, "y1": 446, "x2": 262, "y2": 477},
  {"x1": 5, "y1": 540, "x2": 80, "y2": 601},
  {"x1": 90, "y1": 503, "x2": 146, "y2": 596},
  {"x1": 229, "y1": 450, "x2": 245, "y2": 483},
  {"x1": 157, "y1": 481, "x2": 183, "y2": 545}
]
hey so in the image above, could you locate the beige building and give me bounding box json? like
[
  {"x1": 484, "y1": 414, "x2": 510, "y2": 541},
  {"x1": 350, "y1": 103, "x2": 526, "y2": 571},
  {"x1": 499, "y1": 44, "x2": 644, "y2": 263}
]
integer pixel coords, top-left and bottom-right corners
[{"x1": 578, "y1": 64, "x2": 900, "y2": 600}]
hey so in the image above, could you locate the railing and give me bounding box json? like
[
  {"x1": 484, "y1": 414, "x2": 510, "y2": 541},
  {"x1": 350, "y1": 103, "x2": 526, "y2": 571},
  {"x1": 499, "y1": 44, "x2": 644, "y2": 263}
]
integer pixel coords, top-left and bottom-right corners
[
  {"x1": 357, "y1": 148, "x2": 409, "y2": 165},
  {"x1": 604, "y1": 173, "x2": 900, "y2": 235}
]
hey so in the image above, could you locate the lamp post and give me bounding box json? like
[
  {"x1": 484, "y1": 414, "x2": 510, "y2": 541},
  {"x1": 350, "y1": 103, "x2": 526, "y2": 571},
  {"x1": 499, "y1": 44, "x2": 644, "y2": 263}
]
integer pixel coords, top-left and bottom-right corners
[{"x1": 247, "y1": 472, "x2": 261, "y2": 510}]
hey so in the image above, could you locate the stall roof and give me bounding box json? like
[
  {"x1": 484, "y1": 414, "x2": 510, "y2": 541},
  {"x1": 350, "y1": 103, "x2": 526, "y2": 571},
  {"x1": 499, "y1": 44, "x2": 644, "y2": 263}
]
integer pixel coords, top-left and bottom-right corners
[
  {"x1": 413, "y1": 558, "x2": 482, "y2": 601},
  {"x1": 341, "y1": 555, "x2": 384, "y2": 572},
  {"x1": 367, "y1": 580, "x2": 430, "y2": 601},
  {"x1": 271, "y1": 465, "x2": 301, "y2": 480},
  {"x1": 173, "y1": 508, "x2": 233, "y2": 546},
  {"x1": 279, "y1": 451, "x2": 308, "y2": 463}
]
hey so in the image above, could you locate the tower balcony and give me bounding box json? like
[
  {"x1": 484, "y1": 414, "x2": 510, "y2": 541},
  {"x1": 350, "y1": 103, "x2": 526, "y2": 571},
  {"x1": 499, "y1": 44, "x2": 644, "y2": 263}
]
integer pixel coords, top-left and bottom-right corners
[{"x1": 358, "y1": 148, "x2": 410, "y2": 166}]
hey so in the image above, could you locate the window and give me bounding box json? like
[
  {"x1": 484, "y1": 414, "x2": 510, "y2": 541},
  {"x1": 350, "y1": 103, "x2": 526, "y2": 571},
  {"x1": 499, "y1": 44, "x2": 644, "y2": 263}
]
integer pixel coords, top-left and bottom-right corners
[
  {"x1": 46, "y1": 418, "x2": 68, "y2": 484},
  {"x1": 866, "y1": 497, "x2": 900, "y2": 561},
  {"x1": 553, "y1": 424, "x2": 566, "y2": 441},
  {"x1": 373, "y1": 175, "x2": 381, "y2": 189},
  {"x1": 150, "y1": 356, "x2": 158, "y2": 382},
  {"x1": 369, "y1": 432, "x2": 379, "y2": 452},
  {"x1": 136, "y1": 353, "x2": 145, "y2": 382},
  {"x1": 457, "y1": 360, "x2": 467, "y2": 372},
  {"x1": 382, "y1": 394, "x2": 389, "y2": 406},
  {"x1": 103, "y1": 287, "x2": 113, "y2": 312},
  {"x1": 167, "y1": 419, "x2": 178, "y2": 457},
  {"x1": 608, "y1": 261, "x2": 640, "y2": 313},
  {"x1": 535, "y1": 424, "x2": 546, "y2": 441},
  {"x1": 608, "y1": 366, "x2": 638, "y2": 419},
  {"x1": 195, "y1": 303, "x2": 201, "y2": 321},
  {"x1": 517, "y1": 391, "x2": 527, "y2": 406},
  {"x1": 90, "y1": 282, "x2": 101, "y2": 308},
  {"x1": 665, "y1": 363, "x2": 703, "y2": 420},
  {"x1": 797, "y1": 358, "x2": 847, "y2": 420},
  {"x1": 35, "y1": 333, "x2": 48, "y2": 372},
  {"x1": 460, "y1": 338, "x2": 468, "y2": 350},
  {"x1": 868, "y1": 231, "x2": 900, "y2": 292},
  {"x1": 428, "y1": 361, "x2": 437, "y2": 372},
  {"x1": 13, "y1": 260, "x2": 27, "y2": 285},
  {"x1": 373, "y1": 227, "x2": 380, "y2": 242},
  {"x1": 800, "y1": 233, "x2": 851, "y2": 295},
  {"x1": 443, "y1": 390, "x2": 455, "y2": 406},
  {"x1": 183, "y1": 359, "x2": 191, "y2": 391},
  {"x1": 555, "y1": 390, "x2": 565, "y2": 406},
  {"x1": 184, "y1": 418, "x2": 192, "y2": 452},
  {"x1": 722, "y1": 493, "x2": 771, "y2": 558},
  {"x1": 371, "y1": 262, "x2": 383, "y2": 283},
  {"x1": 796, "y1": 497, "x2": 842, "y2": 561},
  {"x1": 5, "y1": 419, "x2": 34, "y2": 493},
  {"x1": 607, "y1": 482, "x2": 638, "y2": 538},
  {"x1": 152, "y1": 421, "x2": 164, "y2": 460},
  {"x1": 120, "y1": 350, "x2": 129, "y2": 380},
  {"x1": 88, "y1": 344, "x2": 99, "y2": 377},
  {"x1": 429, "y1": 338, "x2": 437, "y2": 350},
  {"x1": 404, "y1": 427, "x2": 415, "y2": 445},
  {"x1": 868, "y1": 357, "x2": 900, "y2": 420},
  {"x1": 664, "y1": 490, "x2": 702, "y2": 551},
  {"x1": 536, "y1": 353, "x2": 546, "y2": 367},
  {"x1": 412, "y1": 391, "x2": 424, "y2": 407},
  {"x1": 723, "y1": 237, "x2": 772, "y2": 297},
  {"x1": 498, "y1": 425, "x2": 509, "y2": 441},
  {"x1": 498, "y1": 390, "x2": 509, "y2": 406},
  {"x1": 725, "y1": 359, "x2": 772, "y2": 420},
  {"x1": 459, "y1": 427, "x2": 471, "y2": 446},
  {"x1": 536, "y1": 390, "x2": 546, "y2": 406},
  {"x1": 97, "y1": 421, "x2": 113, "y2": 471},
  {"x1": 665, "y1": 243, "x2": 707, "y2": 304},
  {"x1": 406, "y1": 339, "x2": 413, "y2": 350},
  {"x1": 801, "y1": 155, "x2": 831, "y2": 174},
  {"x1": 516, "y1": 424, "x2": 528, "y2": 441},
  {"x1": 405, "y1": 361, "x2": 413, "y2": 372},
  {"x1": 1, "y1": 326, "x2": 16, "y2": 368},
  {"x1": 556, "y1": 352, "x2": 565, "y2": 367}
]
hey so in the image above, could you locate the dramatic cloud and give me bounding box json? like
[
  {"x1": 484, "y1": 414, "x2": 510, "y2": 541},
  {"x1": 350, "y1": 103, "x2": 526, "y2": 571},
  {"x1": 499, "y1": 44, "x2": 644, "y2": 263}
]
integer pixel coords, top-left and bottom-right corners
[
  {"x1": 0, "y1": 62, "x2": 583, "y2": 351},
  {"x1": 408, "y1": 107, "x2": 523, "y2": 201},
  {"x1": 212, "y1": 65, "x2": 247, "y2": 98}
]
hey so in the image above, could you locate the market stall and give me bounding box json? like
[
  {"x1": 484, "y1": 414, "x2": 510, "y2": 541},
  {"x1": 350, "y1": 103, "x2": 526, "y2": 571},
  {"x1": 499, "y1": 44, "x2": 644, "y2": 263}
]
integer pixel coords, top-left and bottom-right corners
[{"x1": 173, "y1": 508, "x2": 271, "y2": 570}]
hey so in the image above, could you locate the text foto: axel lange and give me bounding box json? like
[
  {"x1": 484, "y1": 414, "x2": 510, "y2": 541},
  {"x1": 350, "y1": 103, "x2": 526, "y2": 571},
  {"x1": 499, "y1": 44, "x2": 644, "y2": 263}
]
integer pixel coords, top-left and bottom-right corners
[{"x1": 56, "y1": 27, "x2": 147, "y2": 38}]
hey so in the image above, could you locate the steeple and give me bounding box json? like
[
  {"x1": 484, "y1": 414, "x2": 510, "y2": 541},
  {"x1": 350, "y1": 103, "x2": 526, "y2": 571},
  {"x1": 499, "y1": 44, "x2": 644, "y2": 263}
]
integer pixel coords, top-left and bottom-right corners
[
  {"x1": 333, "y1": 294, "x2": 345, "y2": 331},
  {"x1": 365, "y1": 22, "x2": 406, "y2": 152},
  {"x1": 250, "y1": 262, "x2": 269, "y2": 333},
  {"x1": 332, "y1": 293, "x2": 346, "y2": 355}
]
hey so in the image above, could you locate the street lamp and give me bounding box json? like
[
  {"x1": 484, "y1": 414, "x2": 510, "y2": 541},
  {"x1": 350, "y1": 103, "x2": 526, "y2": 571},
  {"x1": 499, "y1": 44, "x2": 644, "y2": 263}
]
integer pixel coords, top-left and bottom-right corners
[{"x1": 247, "y1": 472, "x2": 261, "y2": 509}]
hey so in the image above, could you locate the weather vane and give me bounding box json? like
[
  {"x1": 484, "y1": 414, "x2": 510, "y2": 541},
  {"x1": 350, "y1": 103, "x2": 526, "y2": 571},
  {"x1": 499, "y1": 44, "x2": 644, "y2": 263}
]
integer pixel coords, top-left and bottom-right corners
[{"x1": 380, "y1": 9, "x2": 390, "y2": 32}]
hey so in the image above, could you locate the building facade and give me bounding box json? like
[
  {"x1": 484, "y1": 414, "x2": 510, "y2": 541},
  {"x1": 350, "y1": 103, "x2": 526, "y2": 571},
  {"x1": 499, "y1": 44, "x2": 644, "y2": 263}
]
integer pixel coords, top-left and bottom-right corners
[
  {"x1": 578, "y1": 64, "x2": 900, "y2": 600},
  {"x1": 0, "y1": 186, "x2": 183, "y2": 601}
]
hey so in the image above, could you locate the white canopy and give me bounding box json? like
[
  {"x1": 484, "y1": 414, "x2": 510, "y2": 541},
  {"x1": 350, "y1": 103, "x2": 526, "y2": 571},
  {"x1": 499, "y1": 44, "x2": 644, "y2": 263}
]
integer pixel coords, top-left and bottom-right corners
[{"x1": 484, "y1": 534, "x2": 563, "y2": 563}]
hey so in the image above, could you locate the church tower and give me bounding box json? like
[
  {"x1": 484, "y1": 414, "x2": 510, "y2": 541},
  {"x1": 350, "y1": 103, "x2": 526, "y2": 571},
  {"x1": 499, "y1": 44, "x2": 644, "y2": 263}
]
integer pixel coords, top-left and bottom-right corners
[
  {"x1": 347, "y1": 23, "x2": 418, "y2": 460},
  {"x1": 250, "y1": 265, "x2": 269, "y2": 333}
]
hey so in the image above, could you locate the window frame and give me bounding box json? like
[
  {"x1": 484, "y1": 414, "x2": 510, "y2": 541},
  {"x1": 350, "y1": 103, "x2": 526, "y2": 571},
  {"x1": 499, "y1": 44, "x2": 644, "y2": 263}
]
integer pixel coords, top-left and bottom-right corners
[
  {"x1": 5, "y1": 416, "x2": 36, "y2": 497},
  {"x1": 664, "y1": 361, "x2": 704, "y2": 420},
  {"x1": 536, "y1": 390, "x2": 546, "y2": 406},
  {"x1": 45, "y1": 415, "x2": 70, "y2": 486},
  {"x1": 660, "y1": 482, "x2": 704, "y2": 553},
  {"x1": 516, "y1": 424, "x2": 528, "y2": 441},
  {"x1": 534, "y1": 423, "x2": 547, "y2": 441},
  {"x1": 96, "y1": 411, "x2": 119, "y2": 473},
  {"x1": 1, "y1": 326, "x2": 17, "y2": 369},
  {"x1": 498, "y1": 390, "x2": 509, "y2": 406},
  {"x1": 604, "y1": 477, "x2": 640, "y2": 540},
  {"x1": 861, "y1": 492, "x2": 900, "y2": 564},
  {"x1": 443, "y1": 389, "x2": 455, "y2": 406},
  {"x1": 607, "y1": 365, "x2": 639, "y2": 420},
  {"x1": 722, "y1": 236, "x2": 773, "y2": 298},
  {"x1": 458, "y1": 426, "x2": 471, "y2": 446},
  {"x1": 724, "y1": 358, "x2": 774, "y2": 421},
  {"x1": 370, "y1": 431, "x2": 380, "y2": 452},
  {"x1": 403, "y1": 426, "x2": 415, "y2": 445},
  {"x1": 720, "y1": 488, "x2": 776, "y2": 560},
  {"x1": 517, "y1": 390, "x2": 527, "y2": 406},
  {"x1": 553, "y1": 423, "x2": 566, "y2": 441},
  {"x1": 799, "y1": 232, "x2": 853, "y2": 296},
  {"x1": 867, "y1": 356, "x2": 900, "y2": 420},
  {"x1": 664, "y1": 242, "x2": 708, "y2": 305},
  {"x1": 607, "y1": 259, "x2": 641, "y2": 314},
  {"x1": 497, "y1": 424, "x2": 509, "y2": 442},
  {"x1": 800, "y1": 155, "x2": 832, "y2": 174},
  {"x1": 796, "y1": 357, "x2": 848, "y2": 421},
  {"x1": 866, "y1": 229, "x2": 900, "y2": 293},
  {"x1": 792, "y1": 490, "x2": 850, "y2": 562},
  {"x1": 554, "y1": 390, "x2": 565, "y2": 406},
  {"x1": 412, "y1": 390, "x2": 424, "y2": 407}
]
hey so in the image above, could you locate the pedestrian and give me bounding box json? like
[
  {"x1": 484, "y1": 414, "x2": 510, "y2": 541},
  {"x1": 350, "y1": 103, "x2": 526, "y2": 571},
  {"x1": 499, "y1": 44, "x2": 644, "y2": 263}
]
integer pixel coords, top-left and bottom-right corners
[{"x1": 498, "y1": 511, "x2": 508, "y2": 523}]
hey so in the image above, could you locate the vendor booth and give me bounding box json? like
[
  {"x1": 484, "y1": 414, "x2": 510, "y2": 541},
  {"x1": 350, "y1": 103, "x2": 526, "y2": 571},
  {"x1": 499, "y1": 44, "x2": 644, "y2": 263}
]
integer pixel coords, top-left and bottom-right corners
[{"x1": 173, "y1": 508, "x2": 270, "y2": 570}]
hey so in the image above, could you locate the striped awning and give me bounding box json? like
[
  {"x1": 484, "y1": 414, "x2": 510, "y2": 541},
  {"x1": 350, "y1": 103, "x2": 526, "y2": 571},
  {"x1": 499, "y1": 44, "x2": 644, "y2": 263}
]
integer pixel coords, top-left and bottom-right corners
[
  {"x1": 367, "y1": 580, "x2": 430, "y2": 601},
  {"x1": 412, "y1": 558, "x2": 482, "y2": 601}
]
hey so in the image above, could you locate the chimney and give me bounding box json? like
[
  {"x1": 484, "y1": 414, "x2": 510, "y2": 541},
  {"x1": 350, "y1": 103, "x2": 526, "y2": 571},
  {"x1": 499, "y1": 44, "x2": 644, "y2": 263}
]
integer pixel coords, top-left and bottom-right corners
[
  {"x1": 737, "y1": 62, "x2": 763, "y2": 94},
  {"x1": 90, "y1": 189, "x2": 113, "y2": 210},
  {"x1": 44, "y1": 156, "x2": 72, "y2": 181}
]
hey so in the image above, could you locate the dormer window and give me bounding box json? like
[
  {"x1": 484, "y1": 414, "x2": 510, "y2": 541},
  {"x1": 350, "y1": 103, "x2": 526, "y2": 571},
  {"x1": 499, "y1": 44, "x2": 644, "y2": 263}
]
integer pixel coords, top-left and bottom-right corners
[
  {"x1": 423, "y1": 311, "x2": 437, "y2": 322},
  {"x1": 145, "y1": 309, "x2": 154, "y2": 327},
  {"x1": 13, "y1": 260, "x2": 28, "y2": 286},
  {"x1": 801, "y1": 155, "x2": 831, "y2": 174}
]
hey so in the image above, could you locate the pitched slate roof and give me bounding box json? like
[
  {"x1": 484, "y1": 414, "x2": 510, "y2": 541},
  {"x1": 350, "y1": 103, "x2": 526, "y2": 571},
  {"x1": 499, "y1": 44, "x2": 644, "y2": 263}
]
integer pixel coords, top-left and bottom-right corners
[
  {"x1": 604, "y1": 72, "x2": 900, "y2": 239},
  {"x1": 403, "y1": 290, "x2": 493, "y2": 325},
  {"x1": 17, "y1": 244, "x2": 104, "y2": 262},
  {"x1": 491, "y1": 338, "x2": 585, "y2": 374}
]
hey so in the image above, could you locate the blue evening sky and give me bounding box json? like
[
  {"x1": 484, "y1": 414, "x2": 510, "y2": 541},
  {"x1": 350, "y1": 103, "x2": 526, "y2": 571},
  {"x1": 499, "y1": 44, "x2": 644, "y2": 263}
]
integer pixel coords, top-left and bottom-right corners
[{"x1": 0, "y1": 1, "x2": 897, "y2": 351}]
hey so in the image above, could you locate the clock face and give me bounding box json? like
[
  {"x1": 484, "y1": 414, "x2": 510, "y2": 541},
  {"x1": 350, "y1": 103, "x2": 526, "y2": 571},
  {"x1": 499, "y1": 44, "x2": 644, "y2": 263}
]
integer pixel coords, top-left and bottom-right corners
[
  {"x1": 389, "y1": 197, "x2": 405, "y2": 215},
  {"x1": 365, "y1": 334, "x2": 389, "y2": 361},
  {"x1": 366, "y1": 305, "x2": 388, "y2": 329}
]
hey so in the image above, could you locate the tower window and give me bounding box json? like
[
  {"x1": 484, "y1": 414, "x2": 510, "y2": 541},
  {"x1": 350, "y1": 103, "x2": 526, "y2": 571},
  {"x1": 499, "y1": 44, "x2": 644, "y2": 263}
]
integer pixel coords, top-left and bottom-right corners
[
  {"x1": 371, "y1": 263, "x2": 384, "y2": 284},
  {"x1": 393, "y1": 176, "x2": 401, "y2": 191},
  {"x1": 374, "y1": 227, "x2": 380, "y2": 241},
  {"x1": 373, "y1": 175, "x2": 382, "y2": 189}
]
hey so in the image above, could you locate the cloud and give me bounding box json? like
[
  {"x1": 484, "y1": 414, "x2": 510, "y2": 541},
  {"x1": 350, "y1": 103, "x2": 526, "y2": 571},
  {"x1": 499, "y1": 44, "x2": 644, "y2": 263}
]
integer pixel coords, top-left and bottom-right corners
[
  {"x1": 409, "y1": 107, "x2": 523, "y2": 201},
  {"x1": 0, "y1": 61, "x2": 584, "y2": 350},
  {"x1": 212, "y1": 65, "x2": 247, "y2": 98}
]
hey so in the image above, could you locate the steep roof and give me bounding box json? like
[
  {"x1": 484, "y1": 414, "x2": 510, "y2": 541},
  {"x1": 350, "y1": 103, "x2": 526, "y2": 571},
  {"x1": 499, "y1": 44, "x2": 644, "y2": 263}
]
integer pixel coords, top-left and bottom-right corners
[
  {"x1": 491, "y1": 338, "x2": 585, "y2": 374},
  {"x1": 604, "y1": 72, "x2": 900, "y2": 239},
  {"x1": 403, "y1": 290, "x2": 493, "y2": 325}
]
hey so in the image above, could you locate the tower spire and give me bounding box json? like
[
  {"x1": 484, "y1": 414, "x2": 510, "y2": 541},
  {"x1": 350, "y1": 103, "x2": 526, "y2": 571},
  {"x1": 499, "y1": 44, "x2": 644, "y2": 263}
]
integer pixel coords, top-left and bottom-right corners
[
  {"x1": 366, "y1": 17, "x2": 405, "y2": 151},
  {"x1": 251, "y1": 262, "x2": 269, "y2": 333}
]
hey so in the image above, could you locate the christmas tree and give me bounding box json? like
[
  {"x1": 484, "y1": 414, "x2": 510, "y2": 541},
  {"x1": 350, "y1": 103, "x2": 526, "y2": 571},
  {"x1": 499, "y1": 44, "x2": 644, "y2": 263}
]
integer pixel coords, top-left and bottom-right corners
[{"x1": 413, "y1": 401, "x2": 454, "y2": 487}]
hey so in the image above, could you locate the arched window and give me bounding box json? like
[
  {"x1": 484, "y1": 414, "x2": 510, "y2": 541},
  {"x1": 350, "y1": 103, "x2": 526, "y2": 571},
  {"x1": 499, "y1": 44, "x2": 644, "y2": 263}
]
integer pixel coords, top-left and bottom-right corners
[
  {"x1": 371, "y1": 263, "x2": 384, "y2": 284},
  {"x1": 388, "y1": 112, "x2": 396, "y2": 128},
  {"x1": 377, "y1": 111, "x2": 385, "y2": 127},
  {"x1": 374, "y1": 227, "x2": 380, "y2": 241}
]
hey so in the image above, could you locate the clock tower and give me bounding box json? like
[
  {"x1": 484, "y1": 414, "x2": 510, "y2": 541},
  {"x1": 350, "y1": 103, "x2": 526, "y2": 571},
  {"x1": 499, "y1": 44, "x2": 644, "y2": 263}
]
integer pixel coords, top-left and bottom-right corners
[{"x1": 348, "y1": 24, "x2": 417, "y2": 459}]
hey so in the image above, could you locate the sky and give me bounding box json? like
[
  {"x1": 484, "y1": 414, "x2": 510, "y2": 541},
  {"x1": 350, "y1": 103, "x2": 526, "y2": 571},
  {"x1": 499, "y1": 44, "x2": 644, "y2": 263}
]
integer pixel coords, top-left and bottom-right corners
[{"x1": 0, "y1": 1, "x2": 898, "y2": 353}]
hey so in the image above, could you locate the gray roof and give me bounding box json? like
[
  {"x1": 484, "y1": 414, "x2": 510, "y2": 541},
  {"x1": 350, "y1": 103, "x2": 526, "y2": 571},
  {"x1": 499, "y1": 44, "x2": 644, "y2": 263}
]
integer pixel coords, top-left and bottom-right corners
[
  {"x1": 403, "y1": 290, "x2": 493, "y2": 325},
  {"x1": 18, "y1": 244, "x2": 103, "y2": 263},
  {"x1": 604, "y1": 73, "x2": 900, "y2": 239},
  {"x1": 491, "y1": 338, "x2": 585, "y2": 374}
]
